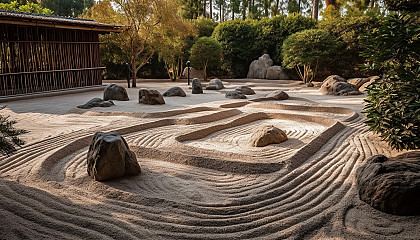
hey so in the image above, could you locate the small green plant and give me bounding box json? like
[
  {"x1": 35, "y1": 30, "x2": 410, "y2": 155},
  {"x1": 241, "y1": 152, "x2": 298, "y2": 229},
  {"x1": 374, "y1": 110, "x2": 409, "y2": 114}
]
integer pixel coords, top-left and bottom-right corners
[
  {"x1": 190, "y1": 37, "x2": 222, "y2": 81},
  {"x1": 0, "y1": 107, "x2": 28, "y2": 156},
  {"x1": 282, "y1": 29, "x2": 337, "y2": 83}
]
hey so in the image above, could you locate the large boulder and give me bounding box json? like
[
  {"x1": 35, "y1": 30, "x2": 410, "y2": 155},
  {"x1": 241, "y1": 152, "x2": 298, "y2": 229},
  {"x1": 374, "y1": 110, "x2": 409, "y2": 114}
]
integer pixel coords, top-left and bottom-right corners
[
  {"x1": 182, "y1": 67, "x2": 204, "y2": 79},
  {"x1": 356, "y1": 153, "x2": 420, "y2": 216},
  {"x1": 162, "y1": 87, "x2": 186, "y2": 97},
  {"x1": 139, "y1": 88, "x2": 165, "y2": 105},
  {"x1": 192, "y1": 78, "x2": 203, "y2": 94},
  {"x1": 247, "y1": 54, "x2": 274, "y2": 79},
  {"x1": 77, "y1": 98, "x2": 114, "y2": 109},
  {"x1": 235, "y1": 86, "x2": 255, "y2": 95},
  {"x1": 206, "y1": 79, "x2": 225, "y2": 90},
  {"x1": 266, "y1": 66, "x2": 289, "y2": 80},
  {"x1": 87, "y1": 132, "x2": 141, "y2": 181},
  {"x1": 225, "y1": 91, "x2": 247, "y2": 99},
  {"x1": 250, "y1": 125, "x2": 288, "y2": 147},
  {"x1": 103, "y1": 83, "x2": 129, "y2": 101},
  {"x1": 263, "y1": 90, "x2": 289, "y2": 100},
  {"x1": 320, "y1": 75, "x2": 361, "y2": 96},
  {"x1": 359, "y1": 76, "x2": 380, "y2": 92},
  {"x1": 347, "y1": 77, "x2": 372, "y2": 89}
]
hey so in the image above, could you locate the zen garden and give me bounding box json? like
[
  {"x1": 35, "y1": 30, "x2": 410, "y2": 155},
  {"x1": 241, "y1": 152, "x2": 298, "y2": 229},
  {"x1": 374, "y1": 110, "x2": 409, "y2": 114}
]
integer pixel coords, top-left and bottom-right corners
[{"x1": 0, "y1": 0, "x2": 419, "y2": 239}]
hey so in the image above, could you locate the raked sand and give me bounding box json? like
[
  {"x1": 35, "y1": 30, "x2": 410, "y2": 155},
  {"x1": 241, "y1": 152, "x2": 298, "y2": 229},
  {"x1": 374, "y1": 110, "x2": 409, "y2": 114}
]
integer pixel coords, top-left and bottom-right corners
[{"x1": 0, "y1": 79, "x2": 419, "y2": 239}]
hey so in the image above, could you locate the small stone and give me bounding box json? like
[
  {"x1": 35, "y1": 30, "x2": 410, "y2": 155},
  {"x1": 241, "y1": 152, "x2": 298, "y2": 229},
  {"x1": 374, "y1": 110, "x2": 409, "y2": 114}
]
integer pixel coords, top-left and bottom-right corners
[
  {"x1": 264, "y1": 90, "x2": 289, "y2": 100},
  {"x1": 192, "y1": 78, "x2": 203, "y2": 94},
  {"x1": 235, "y1": 86, "x2": 255, "y2": 95},
  {"x1": 77, "y1": 98, "x2": 114, "y2": 109},
  {"x1": 138, "y1": 88, "x2": 165, "y2": 105},
  {"x1": 225, "y1": 91, "x2": 247, "y2": 99},
  {"x1": 250, "y1": 125, "x2": 288, "y2": 147},
  {"x1": 306, "y1": 82, "x2": 314, "y2": 87},
  {"x1": 87, "y1": 132, "x2": 140, "y2": 181},
  {"x1": 103, "y1": 83, "x2": 129, "y2": 101},
  {"x1": 162, "y1": 87, "x2": 186, "y2": 97},
  {"x1": 206, "y1": 79, "x2": 225, "y2": 90}
]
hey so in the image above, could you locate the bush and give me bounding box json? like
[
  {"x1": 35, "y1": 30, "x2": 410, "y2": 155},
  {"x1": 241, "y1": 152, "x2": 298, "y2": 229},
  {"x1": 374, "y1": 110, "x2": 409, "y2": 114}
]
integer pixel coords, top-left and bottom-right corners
[
  {"x1": 0, "y1": 107, "x2": 27, "y2": 156},
  {"x1": 282, "y1": 29, "x2": 337, "y2": 83},
  {"x1": 384, "y1": 0, "x2": 420, "y2": 12},
  {"x1": 256, "y1": 13, "x2": 317, "y2": 65},
  {"x1": 212, "y1": 19, "x2": 261, "y2": 78},
  {"x1": 318, "y1": 13, "x2": 383, "y2": 79},
  {"x1": 192, "y1": 17, "x2": 218, "y2": 37},
  {"x1": 362, "y1": 14, "x2": 420, "y2": 150},
  {"x1": 190, "y1": 37, "x2": 222, "y2": 81}
]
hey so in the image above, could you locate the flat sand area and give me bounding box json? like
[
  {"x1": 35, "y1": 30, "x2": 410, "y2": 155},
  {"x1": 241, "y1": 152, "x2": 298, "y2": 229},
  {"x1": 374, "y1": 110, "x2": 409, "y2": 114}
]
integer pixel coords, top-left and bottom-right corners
[{"x1": 0, "y1": 79, "x2": 418, "y2": 239}]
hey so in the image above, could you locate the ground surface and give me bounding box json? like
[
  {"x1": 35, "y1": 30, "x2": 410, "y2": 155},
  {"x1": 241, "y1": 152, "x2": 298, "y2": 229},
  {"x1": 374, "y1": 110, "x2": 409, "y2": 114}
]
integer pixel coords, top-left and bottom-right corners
[{"x1": 0, "y1": 79, "x2": 419, "y2": 239}]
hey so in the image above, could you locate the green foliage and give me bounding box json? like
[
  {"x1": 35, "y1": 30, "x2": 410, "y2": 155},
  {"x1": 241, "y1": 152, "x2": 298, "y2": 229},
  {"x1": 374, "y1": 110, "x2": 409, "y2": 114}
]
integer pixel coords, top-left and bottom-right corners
[
  {"x1": 384, "y1": 0, "x2": 420, "y2": 12},
  {"x1": 99, "y1": 33, "x2": 128, "y2": 79},
  {"x1": 256, "y1": 13, "x2": 317, "y2": 64},
  {"x1": 212, "y1": 19, "x2": 261, "y2": 78},
  {"x1": 282, "y1": 29, "x2": 337, "y2": 83},
  {"x1": 318, "y1": 12, "x2": 383, "y2": 78},
  {"x1": 190, "y1": 37, "x2": 222, "y2": 80},
  {"x1": 192, "y1": 17, "x2": 218, "y2": 37},
  {"x1": 0, "y1": 1, "x2": 53, "y2": 14},
  {"x1": 362, "y1": 14, "x2": 420, "y2": 150},
  {"x1": 41, "y1": 0, "x2": 93, "y2": 17},
  {"x1": 0, "y1": 108, "x2": 27, "y2": 156}
]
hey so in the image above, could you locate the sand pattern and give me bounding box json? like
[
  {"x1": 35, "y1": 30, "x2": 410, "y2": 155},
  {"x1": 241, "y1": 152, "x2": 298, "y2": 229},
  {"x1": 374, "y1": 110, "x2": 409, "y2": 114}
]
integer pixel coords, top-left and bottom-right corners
[{"x1": 1, "y1": 86, "x2": 419, "y2": 239}]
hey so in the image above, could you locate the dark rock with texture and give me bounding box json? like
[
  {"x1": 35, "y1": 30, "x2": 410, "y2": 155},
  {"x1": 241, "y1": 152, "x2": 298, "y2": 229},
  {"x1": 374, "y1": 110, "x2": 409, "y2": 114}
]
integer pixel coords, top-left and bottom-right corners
[
  {"x1": 320, "y1": 75, "x2": 361, "y2": 96},
  {"x1": 264, "y1": 90, "x2": 289, "y2": 100},
  {"x1": 77, "y1": 98, "x2": 114, "y2": 109},
  {"x1": 306, "y1": 82, "x2": 314, "y2": 87},
  {"x1": 250, "y1": 125, "x2": 288, "y2": 147},
  {"x1": 356, "y1": 153, "x2": 420, "y2": 215},
  {"x1": 247, "y1": 54, "x2": 273, "y2": 79},
  {"x1": 235, "y1": 86, "x2": 255, "y2": 95},
  {"x1": 206, "y1": 79, "x2": 225, "y2": 90},
  {"x1": 139, "y1": 88, "x2": 165, "y2": 105},
  {"x1": 192, "y1": 78, "x2": 203, "y2": 94},
  {"x1": 162, "y1": 87, "x2": 186, "y2": 97},
  {"x1": 87, "y1": 132, "x2": 140, "y2": 181},
  {"x1": 103, "y1": 84, "x2": 129, "y2": 101},
  {"x1": 225, "y1": 91, "x2": 247, "y2": 99},
  {"x1": 266, "y1": 66, "x2": 289, "y2": 80}
]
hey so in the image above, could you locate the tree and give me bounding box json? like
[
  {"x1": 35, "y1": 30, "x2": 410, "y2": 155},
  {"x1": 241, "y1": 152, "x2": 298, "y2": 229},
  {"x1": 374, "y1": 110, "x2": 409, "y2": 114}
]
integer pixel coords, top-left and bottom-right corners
[
  {"x1": 0, "y1": 107, "x2": 27, "y2": 156},
  {"x1": 282, "y1": 29, "x2": 337, "y2": 83},
  {"x1": 190, "y1": 37, "x2": 222, "y2": 81},
  {"x1": 312, "y1": 0, "x2": 319, "y2": 19},
  {"x1": 0, "y1": 1, "x2": 53, "y2": 14},
  {"x1": 41, "y1": 0, "x2": 94, "y2": 17}
]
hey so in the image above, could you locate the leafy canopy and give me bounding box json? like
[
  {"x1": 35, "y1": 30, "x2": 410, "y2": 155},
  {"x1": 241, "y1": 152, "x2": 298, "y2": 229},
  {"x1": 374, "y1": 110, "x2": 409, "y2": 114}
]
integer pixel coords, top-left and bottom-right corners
[
  {"x1": 190, "y1": 37, "x2": 222, "y2": 80},
  {"x1": 0, "y1": 1, "x2": 53, "y2": 14}
]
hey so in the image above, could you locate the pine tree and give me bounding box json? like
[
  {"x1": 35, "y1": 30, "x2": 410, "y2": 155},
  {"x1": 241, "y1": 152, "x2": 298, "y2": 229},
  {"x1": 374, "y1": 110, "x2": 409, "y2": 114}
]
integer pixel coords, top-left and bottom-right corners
[{"x1": 0, "y1": 107, "x2": 27, "y2": 156}]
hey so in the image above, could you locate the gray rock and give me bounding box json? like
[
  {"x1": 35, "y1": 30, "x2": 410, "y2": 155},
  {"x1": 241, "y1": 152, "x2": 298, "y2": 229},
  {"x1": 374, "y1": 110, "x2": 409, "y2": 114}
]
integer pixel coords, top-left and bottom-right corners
[
  {"x1": 247, "y1": 54, "x2": 274, "y2": 79},
  {"x1": 347, "y1": 77, "x2": 372, "y2": 89},
  {"x1": 266, "y1": 66, "x2": 289, "y2": 80},
  {"x1": 306, "y1": 82, "x2": 314, "y2": 87},
  {"x1": 235, "y1": 86, "x2": 255, "y2": 95},
  {"x1": 139, "y1": 88, "x2": 165, "y2": 105},
  {"x1": 77, "y1": 98, "x2": 114, "y2": 109},
  {"x1": 225, "y1": 91, "x2": 247, "y2": 99},
  {"x1": 250, "y1": 125, "x2": 288, "y2": 147},
  {"x1": 264, "y1": 90, "x2": 289, "y2": 100},
  {"x1": 192, "y1": 78, "x2": 203, "y2": 94},
  {"x1": 182, "y1": 67, "x2": 204, "y2": 79},
  {"x1": 320, "y1": 75, "x2": 361, "y2": 96},
  {"x1": 206, "y1": 79, "x2": 225, "y2": 90},
  {"x1": 162, "y1": 87, "x2": 186, "y2": 97},
  {"x1": 356, "y1": 154, "x2": 420, "y2": 215},
  {"x1": 103, "y1": 83, "x2": 129, "y2": 101},
  {"x1": 87, "y1": 132, "x2": 141, "y2": 181}
]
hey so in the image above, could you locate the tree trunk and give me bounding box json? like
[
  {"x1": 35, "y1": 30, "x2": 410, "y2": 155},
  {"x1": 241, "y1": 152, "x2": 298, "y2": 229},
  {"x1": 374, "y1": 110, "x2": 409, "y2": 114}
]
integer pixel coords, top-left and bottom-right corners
[
  {"x1": 242, "y1": 0, "x2": 247, "y2": 19},
  {"x1": 210, "y1": 0, "x2": 212, "y2": 18},
  {"x1": 203, "y1": 0, "x2": 206, "y2": 17},
  {"x1": 312, "y1": 0, "x2": 319, "y2": 20},
  {"x1": 231, "y1": 1, "x2": 234, "y2": 20},
  {"x1": 219, "y1": 4, "x2": 222, "y2": 21},
  {"x1": 203, "y1": 63, "x2": 207, "y2": 81},
  {"x1": 273, "y1": 0, "x2": 279, "y2": 16},
  {"x1": 369, "y1": 0, "x2": 375, "y2": 9},
  {"x1": 264, "y1": 0, "x2": 268, "y2": 16}
]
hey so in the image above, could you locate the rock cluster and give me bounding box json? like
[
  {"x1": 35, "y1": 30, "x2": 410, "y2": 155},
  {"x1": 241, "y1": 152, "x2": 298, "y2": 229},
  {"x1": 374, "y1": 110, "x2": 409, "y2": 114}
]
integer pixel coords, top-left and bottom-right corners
[
  {"x1": 356, "y1": 153, "x2": 420, "y2": 215},
  {"x1": 235, "y1": 86, "x2": 255, "y2": 95},
  {"x1": 225, "y1": 91, "x2": 247, "y2": 99},
  {"x1": 247, "y1": 54, "x2": 288, "y2": 80},
  {"x1": 192, "y1": 78, "x2": 203, "y2": 94},
  {"x1": 250, "y1": 125, "x2": 288, "y2": 147},
  {"x1": 320, "y1": 75, "x2": 362, "y2": 96},
  {"x1": 139, "y1": 88, "x2": 165, "y2": 105},
  {"x1": 77, "y1": 98, "x2": 114, "y2": 109},
  {"x1": 266, "y1": 66, "x2": 289, "y2": 80},
  {"x1": 162, "y1": 87, "x2": 186, "y2": 97},
  {"x1": 206, "y1": 79, "x2": 225, "y2": 90},
  {"x1": 87, "y1": 132, "x2": 141, "y2": 181},
  {"x1": 103, "y1": 83, "x2": 129, "y2": 101}
]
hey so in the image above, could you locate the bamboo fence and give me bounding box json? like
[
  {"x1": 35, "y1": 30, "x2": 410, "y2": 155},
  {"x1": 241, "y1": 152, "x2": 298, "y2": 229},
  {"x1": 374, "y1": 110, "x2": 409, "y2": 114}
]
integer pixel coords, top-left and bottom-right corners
[{"x1": 0, "y1": 24, "x2": 104, "y2": 96}]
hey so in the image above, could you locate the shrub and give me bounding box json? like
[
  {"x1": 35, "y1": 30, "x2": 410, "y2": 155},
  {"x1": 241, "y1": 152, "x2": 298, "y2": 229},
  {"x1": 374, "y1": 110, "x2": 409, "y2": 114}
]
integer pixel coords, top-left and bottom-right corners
[
  {"x1": 362, "y1": 14, "x2": 420, "y2": 150},
  {"x1": 212, "y1": 19, "x2": 261, "y2": 78},
  {"x1": 282, "y1": 29, "x2": 337, "y2": 83},
  {"x1": 256, "y1": 13, "x2": 317, "y2": 65},
  {"x1": 192, "y1": 17, "x2": 218, "y2": 37},
  {"x1": 318, "y1": 12, "x2": 383, "y2": 79},
  {"x1": 0, "y1": 107, "x2": 27, "y2": 156},
  {"x1": 384, "y1": 0, "x2": 420, "y2": 12},
  {"x1": 190, "y1": 37, "x2": 222, "y2": 81}
]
